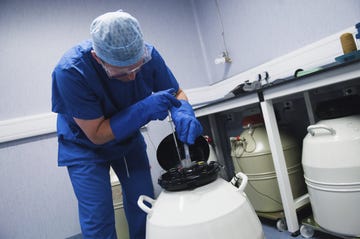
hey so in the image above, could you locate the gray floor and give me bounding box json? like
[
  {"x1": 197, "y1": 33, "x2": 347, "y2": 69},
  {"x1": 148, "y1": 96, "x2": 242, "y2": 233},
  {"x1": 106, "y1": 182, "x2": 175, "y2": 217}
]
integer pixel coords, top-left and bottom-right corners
[
  {"x1": 66, "y1": 218, "x2": 346, "y2": 239},
  {"x1": 261, "y1": 218, "x2": 343, "y2": 239}
]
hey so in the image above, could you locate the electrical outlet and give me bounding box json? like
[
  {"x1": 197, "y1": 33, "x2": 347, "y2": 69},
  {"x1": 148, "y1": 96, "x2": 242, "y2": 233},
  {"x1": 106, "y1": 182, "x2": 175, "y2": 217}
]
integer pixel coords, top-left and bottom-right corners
[
  {"x1": 226, "y1": 113, "x2": 234, "y2": 122},
  {"x1": 343, "y1": 86, "x2": 357, "y2": 96},
  {"x1": 283, "y1": 101, "x2": 294, "y2": 111}
]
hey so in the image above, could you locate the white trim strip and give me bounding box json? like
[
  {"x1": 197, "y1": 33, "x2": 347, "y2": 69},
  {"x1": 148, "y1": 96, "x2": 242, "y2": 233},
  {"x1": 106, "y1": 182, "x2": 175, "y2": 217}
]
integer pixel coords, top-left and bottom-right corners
[{"x1": 0, "y1": 113, "x2": 57, "y2": 143}]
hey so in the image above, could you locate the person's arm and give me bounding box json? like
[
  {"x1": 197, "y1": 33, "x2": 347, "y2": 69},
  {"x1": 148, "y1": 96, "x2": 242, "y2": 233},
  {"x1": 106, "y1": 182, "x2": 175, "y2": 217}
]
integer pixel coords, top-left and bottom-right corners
[
  {"x1": 175, "y1": 88, "x2": 188, "y2": 101},
  {"x1": 74, "y1": 116, "x2": 114, "y2": 145},
  {"x1": 74, "y1": 88, "x2": 181, "y2": 145},
  {"x1": 171, "y1": 88, "x2": 203, "y2": 145}
]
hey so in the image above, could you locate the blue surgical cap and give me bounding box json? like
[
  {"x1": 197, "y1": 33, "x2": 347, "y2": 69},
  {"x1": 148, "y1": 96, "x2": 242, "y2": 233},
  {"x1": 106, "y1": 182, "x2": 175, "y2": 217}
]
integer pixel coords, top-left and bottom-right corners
[{"x1": 90, "y1": 11, "x2": 145, "y2": 67}]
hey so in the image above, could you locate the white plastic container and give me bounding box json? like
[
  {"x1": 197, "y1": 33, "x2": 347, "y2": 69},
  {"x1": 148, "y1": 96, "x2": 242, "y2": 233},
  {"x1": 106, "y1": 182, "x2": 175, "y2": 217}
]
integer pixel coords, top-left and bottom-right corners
[
  {"x1": 231, "y1": 125, "x2": 306, "y2": 212},
  {"x1": 138, "y1": 173, "x2": 264, "y2": 239},
  {"x1": 302, "y1": 115, "x2": 360, "y2": 236}
]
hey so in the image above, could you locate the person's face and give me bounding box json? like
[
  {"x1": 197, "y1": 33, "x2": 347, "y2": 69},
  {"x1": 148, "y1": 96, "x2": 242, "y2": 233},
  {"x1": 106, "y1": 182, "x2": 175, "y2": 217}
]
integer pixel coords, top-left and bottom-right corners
[
  {"x1": 100, "y1": 59, "x2": 143, "y2": 81},
  {"x1": 91, "y1": 50, "x2": 148, "y2": 82}
]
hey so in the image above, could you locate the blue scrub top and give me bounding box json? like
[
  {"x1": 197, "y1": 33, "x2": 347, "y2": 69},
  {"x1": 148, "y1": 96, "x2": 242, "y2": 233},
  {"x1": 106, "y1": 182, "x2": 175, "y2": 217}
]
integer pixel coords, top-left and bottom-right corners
[{"x1": 52, "y1": 40, "x2": 179, "y2": 166}]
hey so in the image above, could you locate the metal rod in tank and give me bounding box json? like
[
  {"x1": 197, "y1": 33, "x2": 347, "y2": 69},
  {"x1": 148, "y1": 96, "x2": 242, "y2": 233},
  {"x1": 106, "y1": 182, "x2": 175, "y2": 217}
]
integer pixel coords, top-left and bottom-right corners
[{"x1": 168, "y1": 110, "x2": 182, "y2": 165}]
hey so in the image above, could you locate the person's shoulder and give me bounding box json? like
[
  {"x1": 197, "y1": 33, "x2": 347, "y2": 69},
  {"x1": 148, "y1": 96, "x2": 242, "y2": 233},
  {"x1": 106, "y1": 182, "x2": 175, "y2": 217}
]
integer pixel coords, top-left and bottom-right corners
[
  {"x1": 145, "y1": 42, "x2": 154, "y2": 55},
  {"x1": 145, "y1": 42, "x2": 164, "y2": 62},
  {"x1": 57, "y1": 40, "x2": 93, "y2": 69},
  {"x1": 76, "y1": 39, "x2": 93, "y2": 54},
  {"x1": 65, "y1": 39, "x2": 92, "y2": 62}
]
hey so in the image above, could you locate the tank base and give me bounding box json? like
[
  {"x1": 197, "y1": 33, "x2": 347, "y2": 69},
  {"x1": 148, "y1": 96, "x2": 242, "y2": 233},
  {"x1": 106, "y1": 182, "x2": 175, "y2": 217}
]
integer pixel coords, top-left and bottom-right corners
[
  {"x1": 256, "y1": 211, "x2": 287, "y2": 231},
  {"x1": 257, "y1": 204, "x2": 311, "y2": 232},
  {"x1": 301, "y1": 216, "x2": 360, "y2": 239},
  {"x1": 257, "y1": 210, "x2": 286, "y2": 219}
]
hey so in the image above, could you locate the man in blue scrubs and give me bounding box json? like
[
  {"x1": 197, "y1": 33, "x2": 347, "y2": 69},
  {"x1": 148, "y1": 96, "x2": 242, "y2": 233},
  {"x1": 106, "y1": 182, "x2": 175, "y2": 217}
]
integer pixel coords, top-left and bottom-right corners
[{"x1": 51, "y1": 10, "x2": 202, "y2": 239}]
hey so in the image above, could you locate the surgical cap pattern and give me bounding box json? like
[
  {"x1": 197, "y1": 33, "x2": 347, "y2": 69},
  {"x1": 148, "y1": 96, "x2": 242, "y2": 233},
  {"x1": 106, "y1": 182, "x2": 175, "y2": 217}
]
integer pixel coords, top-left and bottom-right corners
[{"x1": 90, "y1": 11, "x2": 145, "y2": 67}]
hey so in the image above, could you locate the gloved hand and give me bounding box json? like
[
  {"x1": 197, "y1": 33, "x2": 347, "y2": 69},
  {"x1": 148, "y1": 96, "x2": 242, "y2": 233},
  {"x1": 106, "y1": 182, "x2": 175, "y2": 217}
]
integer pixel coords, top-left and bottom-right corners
[
  {"x1": 110, "y1": 88, "x2": 181, "y2": 141},
  {"x1": 170, "y1": 100, "x2": 203, "y2": 144}
]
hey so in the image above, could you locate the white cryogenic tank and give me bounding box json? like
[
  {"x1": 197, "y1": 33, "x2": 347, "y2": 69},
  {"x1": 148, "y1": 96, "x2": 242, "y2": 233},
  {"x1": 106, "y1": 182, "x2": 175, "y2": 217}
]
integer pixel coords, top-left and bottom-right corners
[
  {"x1": 231, "y1": 114, "x2": 306, "y2": 212},
  {"x1": 138, "y1": 173, "x2": 264, "y2": 239},
  {"x1": 138, "y1": 134, "x2": 264, "y2": 239},
  {"x1": 302, "y1": 115, "x2": 360, "y2": 237}
]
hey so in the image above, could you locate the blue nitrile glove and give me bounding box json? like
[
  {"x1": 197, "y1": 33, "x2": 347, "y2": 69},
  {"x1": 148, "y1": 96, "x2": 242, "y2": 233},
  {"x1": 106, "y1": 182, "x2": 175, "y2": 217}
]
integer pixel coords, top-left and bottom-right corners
[
  {"x1": 170, "y1": 100, "x2": 203, "y2": 144},
  {"x1": 110, "y1": 89, "x2": 181, "y2": 141}
]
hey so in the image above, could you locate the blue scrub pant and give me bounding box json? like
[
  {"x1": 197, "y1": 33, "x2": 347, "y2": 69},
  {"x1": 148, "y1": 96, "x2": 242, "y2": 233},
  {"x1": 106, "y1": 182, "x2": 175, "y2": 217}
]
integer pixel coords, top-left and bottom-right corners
[{"x1": 67, "y1": 141, "x2": 154, "y2": 239}]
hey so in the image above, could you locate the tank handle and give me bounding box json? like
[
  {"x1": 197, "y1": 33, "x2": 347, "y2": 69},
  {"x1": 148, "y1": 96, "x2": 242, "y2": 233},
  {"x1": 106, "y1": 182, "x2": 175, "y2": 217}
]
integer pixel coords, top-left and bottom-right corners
[
  {"x1": 230, "y1": 172, "x2": 248, "y2": 193},
  {"x1": 137, "y1": 195, "x2": 156, "y2": 214},
  {"x1": 229, "y1": 137, "x2": 245, "y2": 157},
  {"x1": 307, "y1": 124, "x2": 336, "y2": 136}
]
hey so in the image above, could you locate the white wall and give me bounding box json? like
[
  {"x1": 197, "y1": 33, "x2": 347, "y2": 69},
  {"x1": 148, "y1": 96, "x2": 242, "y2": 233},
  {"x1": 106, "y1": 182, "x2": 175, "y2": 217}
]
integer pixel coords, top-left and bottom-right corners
[
  {"x1": 0, "y1": 0, "x2": 359, "y2": 238},
  {"x1": 192, "y1": 0, "x2": 360, "y2": 84},
  {"x1": 0, "y1": 0, "x2": 207, "y2": 121},
  {"x1": 0, "y1": 135, "x2": 79, "y2": 239}
]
